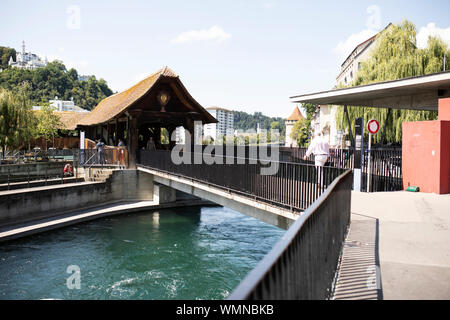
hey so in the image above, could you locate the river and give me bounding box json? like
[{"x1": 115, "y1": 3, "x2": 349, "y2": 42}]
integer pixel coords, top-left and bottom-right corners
[{"x1": 0, "y1": 206, "x2": 284, "y2": 299}]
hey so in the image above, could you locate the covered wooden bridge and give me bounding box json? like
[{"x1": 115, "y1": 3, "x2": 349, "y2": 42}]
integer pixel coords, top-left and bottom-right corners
[{"x1": 60, "y1": 66, "x2": 217, "y2": 167}]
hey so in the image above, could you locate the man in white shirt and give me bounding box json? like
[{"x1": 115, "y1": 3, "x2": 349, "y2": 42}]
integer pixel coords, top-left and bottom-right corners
[
  {"x1": 303, "y1": 130, "x2": 330, "y2": 188},
  {"x1": 303, "y1": 131, "x2": 330, "y2": 166}
]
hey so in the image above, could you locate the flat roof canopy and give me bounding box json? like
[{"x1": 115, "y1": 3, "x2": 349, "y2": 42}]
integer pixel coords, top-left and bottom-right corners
[{"x1": 290, "y1": 71, "x2": 450, "y2": 111}]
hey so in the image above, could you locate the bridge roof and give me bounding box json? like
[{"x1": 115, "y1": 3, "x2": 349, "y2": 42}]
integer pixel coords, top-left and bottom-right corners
[
  {"x1": 73, "y1": 66, "x2": 217, "y2": 127},
  {"x1": 290, "y1": 71, "x2": 450, "y2": 111},
  {"x1": 55, "y1": 111, "x2": 90, "y2": 130}
]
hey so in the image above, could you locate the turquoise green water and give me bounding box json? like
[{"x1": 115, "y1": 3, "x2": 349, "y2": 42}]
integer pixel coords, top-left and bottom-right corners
[{"x1": 0, "y1": 206, "x2": 284, "y2": 300}]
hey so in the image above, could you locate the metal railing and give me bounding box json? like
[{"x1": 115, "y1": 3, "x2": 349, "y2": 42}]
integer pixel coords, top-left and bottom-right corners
[
  {"x1": 76, "y1": 148, "x2": 128, "y2": 168},
  {"x1": 0, "y1": 162, "x2": 78, "y2": 190},
  {"x1": 137, "y1": 149, "x2": 346, "y2": 213},
  {"x1": 280, "y1": 147, "x2": 402, "y2": 192},
  {"x1": 228, "y1": 170, "x2": 353, "y2": 300},
  {"x1": 0, "y1": 149, "x2": 76, "y2": 164},
  {"x1": 362, "y1": 148, "x2": 402, "y2": 192}
]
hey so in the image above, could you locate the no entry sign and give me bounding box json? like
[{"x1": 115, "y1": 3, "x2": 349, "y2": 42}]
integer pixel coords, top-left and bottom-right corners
[{"x1": 367, "y1": 119, "x2": 380, "y2": 134}]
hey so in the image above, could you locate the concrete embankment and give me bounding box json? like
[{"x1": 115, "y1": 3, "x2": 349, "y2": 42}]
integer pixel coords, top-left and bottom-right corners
[
  {"x1": 0, "y1": 198, "x2": 216, "y2": 242},
  {"x1": 0, "y1": 169, "x2": 216, "y2": 241},
  {"x1": 0, "y1": 176, "x2": 84, "y2": 191},
  {"x1": 0, "y1": 161, "x2": 72, "y2": 184},
  {"x1": 0, "y1": 170, "x2": 153, "y2": 227}
]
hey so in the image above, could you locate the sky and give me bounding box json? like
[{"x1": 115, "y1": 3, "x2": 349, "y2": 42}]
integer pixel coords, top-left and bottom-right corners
[{"x1": 1, "y1": 0, "x2": 450, "y2": 118}]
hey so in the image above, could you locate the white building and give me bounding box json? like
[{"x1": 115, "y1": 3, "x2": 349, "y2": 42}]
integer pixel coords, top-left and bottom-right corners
[
  {"x1": 203, "y1": 106, "x2": 234, "y2": 142},
  {"x1": 32, "y1": 97, "x2": 89, "y2": 113},
  {"x1": 8, "y1": 41, "x2": 48, "y2": 70},
  {"x1": 175, "y1": 124, "x2": 203, "y2": 144},
  {"x1": 78, "y1": 75, "x2": 92, "y2": 82},
  {"x1": 313, "y1": 24, "x2": 392, "y2": 147}
]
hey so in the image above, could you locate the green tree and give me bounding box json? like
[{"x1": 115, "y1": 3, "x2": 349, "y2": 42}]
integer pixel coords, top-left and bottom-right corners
[
  {"x1": 0, "y1": 87, "x2": 36, "y2": 156},
  {"x1": 290, "y1": 118, "x2": 310, "y2": 147},
  {"x1": 0, "y1": 60, "x2": 113, "y2": 110},
  {"x1": 0, "y1": 46, "x2": 16, "y2": 70},
  {"x1": 34, "y1": 104, "x2": 62, "y2": 150},
  {"x1": 335, "y1": 20, "x2": 450, "y2": 144}
]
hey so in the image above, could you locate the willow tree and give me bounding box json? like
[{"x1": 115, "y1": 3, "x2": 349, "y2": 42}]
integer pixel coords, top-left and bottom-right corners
[
  {"x1": 0, "y1": 87, "x2": 36, "y2": 157},
  {"x1": 335, "y1": 20, "x2": 450, "y2": 144}
]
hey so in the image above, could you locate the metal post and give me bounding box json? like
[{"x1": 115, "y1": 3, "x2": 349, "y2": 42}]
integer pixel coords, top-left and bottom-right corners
[
  {"x1": 27, "y1": 165, "x2": 30, "y2": 188},
  {"x1": 7, "y1": 168, "x2": 10, "y2": 190},
  {"x1": 353, "y1": 117, "x2": 364, "y2": 192},
  {"x1": 367, "y1": 132, "x2": 372, "y2": 193}
]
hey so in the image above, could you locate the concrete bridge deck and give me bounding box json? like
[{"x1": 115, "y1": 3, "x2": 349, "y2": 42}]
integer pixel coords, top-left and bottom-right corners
[
  {"x1": 137, "y1": 166, "x2": 299, "y2": 229},
  {"x1": 333, "y1": 191, "x2": 450, "y2": 300}
]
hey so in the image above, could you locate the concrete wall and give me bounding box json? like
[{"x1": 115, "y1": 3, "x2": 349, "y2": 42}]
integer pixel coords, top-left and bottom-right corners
[
  {"x1": 0, "y1": 161, "x2": 71, "y2": 183},
  {"x1": 402, "y1": 98, "x2": 450, "y2": 194},
  {"x1": 0, "y1": 170, "x2": 153, "y2": 227}
]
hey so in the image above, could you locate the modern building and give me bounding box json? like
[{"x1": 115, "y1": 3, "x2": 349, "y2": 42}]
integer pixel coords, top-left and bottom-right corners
[
  {"x1": 285, "y1": 106, "x2": 305, "y2": 147},
  {"x1": 313, "y1": 24, "x2": 392, "y2": 147},
  {"x1": 174, "y1": 124, "x2": 203, "y2": 144},
  {"x1": 32, "y1": 97, "x2": 89, "y2": 113},
  {"x1": 203, "y1": 106, "x2": 234, "y2": 142},
  {"x1": 8, "y1": 41, "x2": 48, "y2": 70}
]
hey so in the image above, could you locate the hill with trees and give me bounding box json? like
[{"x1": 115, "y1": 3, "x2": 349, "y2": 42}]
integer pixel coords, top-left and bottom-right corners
[
  {"x1": 0, "y1": 52, "x2": 113, "y2": 110},
  {"x1": 233, "y1": 110, "x2": 286, "y2": 137}
]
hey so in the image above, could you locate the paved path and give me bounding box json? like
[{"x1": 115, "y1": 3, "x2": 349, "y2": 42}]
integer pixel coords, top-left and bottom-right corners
[
  {"x1": 332, "y1": 215, "x2": 381, "y2": 300},
  {"x1": 334, "y1": 191, "x2": 450, "y2": 300}
]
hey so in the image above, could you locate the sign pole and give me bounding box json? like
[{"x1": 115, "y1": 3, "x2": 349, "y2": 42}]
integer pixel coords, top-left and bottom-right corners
[
  {"x1": 353, "y1": 118, "x2": 364, "y2": 192},
  {"x1": 366, "y1": 119, "x2": 380, "y2": 193},
  {"x1": 367, "y1": 132, "x2": 372, "y2": 193}
]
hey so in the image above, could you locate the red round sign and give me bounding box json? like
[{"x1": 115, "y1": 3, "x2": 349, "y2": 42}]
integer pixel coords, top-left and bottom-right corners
[{"x1": 367, "y1": 119, "x2": 380, "y2": 134}]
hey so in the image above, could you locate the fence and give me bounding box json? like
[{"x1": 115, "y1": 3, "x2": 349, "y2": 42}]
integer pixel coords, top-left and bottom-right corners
[
  {"x1": 0, "y1": 162, "x2": 78, "y2": 190},
  {"x1": 280, "y1": 147, "x2": 402, "y2": 192},
  {"x1": 228, "y1": 170, "x2": 353, "y2": 300},
  {"x1": 362, "y1": 148, "x2": 402, "y2": 192},
  {"x1": 137, "y1": 149, "x2": 346, "y2": 213},
  {"x1": 76, "y1": 148, "x2": 128, "y2": 167}
]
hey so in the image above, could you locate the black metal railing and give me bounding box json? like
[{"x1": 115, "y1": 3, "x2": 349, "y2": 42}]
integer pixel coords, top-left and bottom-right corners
[
  {"x1": 228, "y1": 170, "x2": 353, "y2": 300},
  {"x1": 0, "y1": 162, "x2": 78, "y2": 190},
  {"x1": 280, "y1": 147, "x2": 402, "y2": 192},
  {"x1": 76, "y1": 148, "x2": 128, "y2": 167},
  {"x1": 362, "y1": 148, "x2": 402, "y2": 192},
  {"x1": 137, "y1": 149, "x2": 346, "y2": 213}
]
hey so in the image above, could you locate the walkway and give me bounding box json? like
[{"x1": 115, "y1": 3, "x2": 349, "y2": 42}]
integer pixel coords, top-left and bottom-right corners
[{"x1": 333, "y1": 191, "x2": 450, "y2": 300}]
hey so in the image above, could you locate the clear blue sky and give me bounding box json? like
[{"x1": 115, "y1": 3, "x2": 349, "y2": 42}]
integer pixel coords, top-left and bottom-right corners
[{"x1": 1, "y1": 0, "x2": 450, "y2": 117}]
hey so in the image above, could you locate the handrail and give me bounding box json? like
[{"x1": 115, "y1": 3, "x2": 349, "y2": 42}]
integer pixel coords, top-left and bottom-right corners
[
  {"x1": 228, "y1": 170, "x2": 353, "y2": 300},
  {"x1": 138, "y1": 149, "x2": 347, "y2": 212}
]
